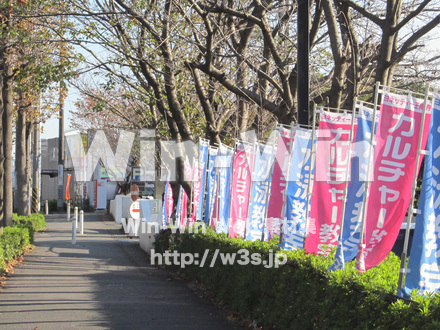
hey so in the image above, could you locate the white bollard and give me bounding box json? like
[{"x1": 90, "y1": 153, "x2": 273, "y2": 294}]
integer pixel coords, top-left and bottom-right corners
[
  {"x1": 72, "y1": 216, "x2": 77, "y2": 245},
  {"x1": 74, "y1": 207, "x2": 78, "y2": 230},
  {"x1": 45, "y1": 200, "x2": 48, "y2": 215},
  {"x1": 80, "y1": 210, "x2": 84, "y2": 235},
  {"x1": 67, "y1": 202, "x2": 71, "y2": 221}
]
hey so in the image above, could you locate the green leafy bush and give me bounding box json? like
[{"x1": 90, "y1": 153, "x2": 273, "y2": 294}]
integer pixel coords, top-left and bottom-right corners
[
  {"x1": 0, "y1": 227, "x2": 31, "y2": 267},
  {"x1": 46, "y1": 199, "x2": 58, "y2": 212},
  {"x1": 13, "y1": 213, "x2": 46, "y2": 232},
  {"x1": 0, "y1": 214, "x2": 46, "y2": 272},
  {"x1": 0, "y1": 244, "x2": 5, "y2": 271},
  {"x1": 154, "y1": 227, "x2": 439, "y2": 329}
]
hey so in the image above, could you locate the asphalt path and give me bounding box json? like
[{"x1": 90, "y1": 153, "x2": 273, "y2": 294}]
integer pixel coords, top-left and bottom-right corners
[{"x1": 0, "y1": 212, "x2": 237, "y2": 329}]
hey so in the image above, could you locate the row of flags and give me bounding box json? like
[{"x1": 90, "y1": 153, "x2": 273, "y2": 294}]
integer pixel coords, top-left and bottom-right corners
[{"x1": 162, "y1": 84, "x2": 440, "y2": 296}]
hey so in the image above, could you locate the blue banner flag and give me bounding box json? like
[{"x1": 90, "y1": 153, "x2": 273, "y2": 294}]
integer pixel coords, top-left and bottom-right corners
[
  {"x1": 163, "y1": 174, "x2": 170, "y2": 227},
  {"x1": 246, "y1": 143, "x2": 276, "y2": 241},
  {"x1": 215, "y1": 144, "x2": 234, "y2": 234},
  {"x1": 196, "y1": 139, "x2": 209, "y2": 220},
  {"x1": 280, "y1": 128, "x2": 313, "y2": 249},
  {"x1": 175, "y1": 185, "x2": 183, "y2": 226},
  {"x1": 203, "y1": 147, "x2": 218, "y2": 224},
  {"x1": 328, "y1": 106, "x2": 378, "y2": 270},
  {"x1": 403, "y1": 95, "x2": 438, "y2": 296}
]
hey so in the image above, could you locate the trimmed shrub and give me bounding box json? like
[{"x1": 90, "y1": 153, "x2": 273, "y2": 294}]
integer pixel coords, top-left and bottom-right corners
[
  {"x1": 154, "y1": 227, "x2": 439, "y2": 329},
  {"x1": 0, "y1": 244, "x2": 5, "y2": 271},
  {"x1": 47, "y1": 199, "x2": 58, "y2": 212},
  {"x1": 0, "y1": 214, "x2": 46, "y2": 272},
  {"x1": 13, "y1": 213, "x2": 46, "y2": 232},
  {"x1": 0, "y1": 227, "x2": 31, "y2": 265}
]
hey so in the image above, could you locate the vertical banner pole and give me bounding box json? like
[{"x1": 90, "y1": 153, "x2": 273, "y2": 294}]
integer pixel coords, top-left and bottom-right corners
[
  {"x1": 245, "y1": 142, "x2": 257, "y2": 239},
  {"x1": 227, "y1": 142, "x2": 238, "y2": 237},
  {"x1": 244, "y1": 142, "x2": 257, "y2": 240},
  {"x1": 397, "y1": 84, "x2": 431, "y2": 292},
  {"x1": 357, "y1": 81, "x2": 381, "y2": 270},
  {"x1": 215, "y1": 143, "x2": 227, "y2": 231},
  {"x1": 261, "y1": 135, "x2": 278, "y2": 242},
  {"x1": 279, "y1": 124, "x2": 297, "y2": 245},
  {"x1": 224, "y1": 145, "x2": 234, "y2": 235},
  {"x1": 216, "y1": 148, "x2": 221, "y2": 230},
  {"x1": 208, "y1": 149, "x2": 218, "y2": 229},
  {"x1": 188, "y1": 150, "x2": 195, "y2": 227},
  {"x1": 206, "y1": 147, "x2": 218, "y2": 228},
  {"x1": 260, "y1": 126, "x2": 279, "y2": 241},
  {"x1": 176, "y1": 186, "x2": 183, "y2": 229},
  {"x1": 199, "y1": 139, "x2": 209, "y2": 224},
  {"x1": 304, "y1": 105, "x2": 318, "y2": 243},
  {"x1": 334, "y1": 100, "x2": 358, "y2": 256}
]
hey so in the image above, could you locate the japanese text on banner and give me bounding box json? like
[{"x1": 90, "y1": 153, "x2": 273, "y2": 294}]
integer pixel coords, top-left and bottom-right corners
[
  {"x1": 266, "y1": 126, "x2": 293, "y2": 238},
  {"x1": 246, "y1": 143, "x2": 276, "y2": 241},
  {"x1": 305, "y1": 111, "x2": 356, "y2": 254},
  {"x1": 405, "y1": 95, "x2": 440, "y2": 295},
  {"x1": 281, "y1": 128, "x2": 314, "y2": 249},
  {"x1": 229, "y1": 142, "x2": 254, "y2": 238},
  {"x1": 215, "y1": 144, "x2": 234, "y2": 234},
  {"x1": 364, "y1": 92, "x2": 431, "y2": 270}
]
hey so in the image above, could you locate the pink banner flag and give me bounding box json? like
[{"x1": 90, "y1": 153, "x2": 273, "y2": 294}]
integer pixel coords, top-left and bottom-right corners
[
  {"x1": 183, "y1": 156, "x2": 194, "y2": 227},
  {"x1": 229, "y1": 142, "x2": 254, "y2": 238},
  {"x1": 165, "y1": 182, "x2": 173, "y2": 226},
  {"x1": 305, "y1": 111, "x2": 356, "y2": 254},
  {"x1": 266, "y1": 126, "x2": 293, "y2": 239},
  {"x1": 363, "y1": 92, "x2": 431, "y2": 270},
  {"x1": 191, "y1": 139, "x2": 209, "y2": 223},
  {"x1": 191, "y1": 172, "x2": 202, "y2": 224},
  {"x1": 176, "y1": 156, "x2": 193, "y2": 228},
  {"x1": 356, "y1": 243, "x2": 366, "y2": 273},
  {"x1": 180, "y1": 189, "x2": 188, "y2": 227},
  {"x1": 211, "y1": 194, "x2": 219, "y2": 230}
]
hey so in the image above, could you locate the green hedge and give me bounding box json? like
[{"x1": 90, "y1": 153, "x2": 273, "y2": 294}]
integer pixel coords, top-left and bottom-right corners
[
  {"x1": 0, "y1": 214, "x2": 46, "y2": 272},
  {"x1": 12, "y1": 213, "x2": 46, "y2": 232},
  {"x1": 0, "y1": 227, "x2": 31, "y2": 270},
  {"x1": 154, "y1": 227, "x2": 440, "y2": 329},
  {"x1": 47, "y1": 199, "x2": 58, "y2": 212}
]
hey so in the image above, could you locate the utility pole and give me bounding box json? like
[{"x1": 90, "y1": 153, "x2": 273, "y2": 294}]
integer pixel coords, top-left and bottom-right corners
[
  {"x1": 57, "y1": 83, "x2": 65, "y2": 211},
  {"x1": 32, "y1": 122, "x2": 41, "y2": 213},
  {"x1": 57, "y1": 14, "x2": 66, "y2": 211},
  {"x1": 297, "y1": 0, "x2": 310, "y2": 126}
]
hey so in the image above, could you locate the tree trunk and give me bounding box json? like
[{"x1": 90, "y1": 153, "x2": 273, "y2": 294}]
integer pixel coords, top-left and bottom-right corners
[
  {"x1": 2, "y1": 64, "x2": 13, "y2": 227},
  {"x1": 15, "y1": 106, "x2": 30, "y2": 216},
  {"x1": 375, "y1": 0, "x2": 401, "y2": 86},
  {"x1": 187, "y1": 64, "x2": 221, "y2": 145},
  {"x1": 322, "y1": 0, "x2": 349, "y2": 109},
  {"x1": 0, "y1": 72, "x2": 4, "y2": 233}
]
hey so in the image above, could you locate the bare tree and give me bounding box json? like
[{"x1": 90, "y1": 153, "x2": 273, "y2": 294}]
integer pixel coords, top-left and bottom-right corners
[{"x1": 338, "y1": 0, "x2": 440, "y2": 87}]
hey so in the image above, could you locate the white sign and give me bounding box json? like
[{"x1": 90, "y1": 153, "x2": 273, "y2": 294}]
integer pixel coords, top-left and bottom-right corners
[{"x1": 129, "y1": 201, "x2": 141, "y2": 219}]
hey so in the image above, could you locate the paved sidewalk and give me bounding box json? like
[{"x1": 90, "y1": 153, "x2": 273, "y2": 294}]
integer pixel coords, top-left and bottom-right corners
[{"x1": 0, "y1": 212, "x2": 238, "y2": 329}]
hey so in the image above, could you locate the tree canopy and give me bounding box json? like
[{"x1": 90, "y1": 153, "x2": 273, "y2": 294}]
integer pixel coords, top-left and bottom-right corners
[{"x1": 1, "y1": 0, "x2": 439, "y2": 227}]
